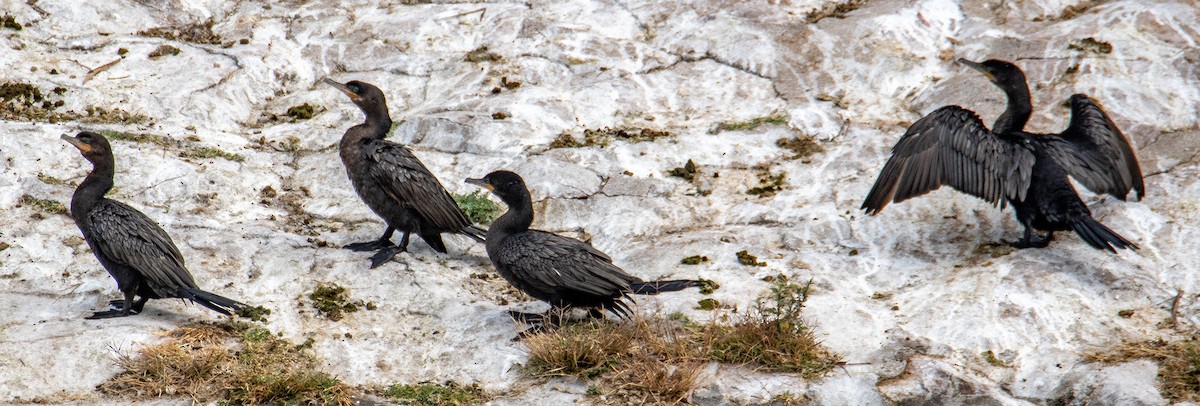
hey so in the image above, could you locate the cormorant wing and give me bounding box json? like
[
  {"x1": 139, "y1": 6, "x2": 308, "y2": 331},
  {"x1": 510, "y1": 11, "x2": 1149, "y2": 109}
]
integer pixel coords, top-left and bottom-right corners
[
  {"x1": 1043, "y1": 94, "x2": 1145, "y2": 201},
  {"x1": 366, "y1": 140, "x2": 470, "y2": 229},
  {"x1": 86, "y1": 200, "x2": 199, "y2": 294},
  {"x1": 495, "y1": 231, "x2": 638, "y2": 297},
  {"x1": 862, "y1": 106, "x2": 1036, "y2": 215}
]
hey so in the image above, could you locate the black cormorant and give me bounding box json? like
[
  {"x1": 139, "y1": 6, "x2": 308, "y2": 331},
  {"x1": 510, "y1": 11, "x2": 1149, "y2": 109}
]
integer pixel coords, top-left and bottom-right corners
[
  {"x1": 63, "y1": 132, "x2": 246, "y2": 319},
  {"x1": 862, "y1": 59, "x2": 1144, "y2": 252},
  {"x1": 467, "y1": 170, "x2": 700, "y2": 331},
  {"x1": 324, "y1": 78, "x2": 485, "y2": 268}
]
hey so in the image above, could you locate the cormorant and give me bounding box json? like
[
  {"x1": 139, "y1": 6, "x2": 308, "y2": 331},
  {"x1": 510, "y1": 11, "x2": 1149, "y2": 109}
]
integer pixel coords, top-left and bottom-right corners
[
  {"x1": 466, "y1": 170, "x2": 701, "y2": 331},
  {"x1": 324, "y1": 78, "x2": 485, "y2": 268},
  {"x1": 862, "y1": 58, "x2": 1144, "y2": 252},
  {"x1": 63, "y1": 132, "x2": 246, "y2": 319}
]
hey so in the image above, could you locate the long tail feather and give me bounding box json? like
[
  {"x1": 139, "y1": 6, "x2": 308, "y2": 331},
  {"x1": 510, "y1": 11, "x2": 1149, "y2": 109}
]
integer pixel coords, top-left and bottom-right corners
[
  {"x1": 184, "y1": 288, "x2": 247, "y2": 316},
  {"x1": 629, "y1": 279, "x2": 702, "y2": 295},
  {"x1": 1069, "y1": 215, "x2": 1138, "y2": 253}
]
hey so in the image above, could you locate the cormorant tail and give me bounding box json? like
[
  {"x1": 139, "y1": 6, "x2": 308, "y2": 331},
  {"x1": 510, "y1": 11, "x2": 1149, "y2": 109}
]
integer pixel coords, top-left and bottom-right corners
[
  {"x1": 1069, "y1": 215, "x2": 1138, "y2": 253},
  {"x1": 629, "y1": 279, "x2": 702, "y2": 295},
  {"x1": 184, "y1": 288, "x2": 246, "y2": 316},
  {"x1": 420, "y1": 232, "x2": 449, "y2": 253},
  {"x1": 462, "y1": 225, "x2": 487, "y2": 243}
]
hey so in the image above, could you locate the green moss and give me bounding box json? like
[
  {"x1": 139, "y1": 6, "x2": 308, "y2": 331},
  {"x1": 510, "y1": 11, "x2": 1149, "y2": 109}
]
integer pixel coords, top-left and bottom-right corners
[
  {"x1": 982, "y1": 350, "x2": 1008, "y2": 368},
  {"x1": 0, "y1": 82, "x2": 42, "y2": 103},
  {"x1": 138, "y1": 21, "x2": 222, "y2": 44},
  {"x1": 747, "y1": 172, "x2": 785, "y2": 197},
  {"x1": 776, "y1": 136, "x2": 823, "y2": 160},
  {"x1": 667, "y1": 159, "x2": 698, "y2": 182},
  {"x1": 1069, "y1": 37, "x2": 1113, "y2": 54},
  {"x1": 286, "y1": 103, "x2": 316, "y2": 120},
  {"x1": 698, "y1": 279, "x2": 720, "y2": 295},
  {"x1": 82, "y1": 106, "x2": 151, "y2": 125},
  {"x1": 383, "y1": 382, "x2": 488, "y2": 406},
  {"x1": 454, "y1": 190, "x2": 501, "y2": 225},
  {"x1": 696, "y1": 298, "x2": 721, "y2": 311},
  {"x1": 548, "y1": 132, "x2": 584, "y2": 149},
  {"x1": 36, "y1": 173, "x2": 71, "y2": 186},
  {"x1": 710, "y1": 113, "x2": 788, "y2": 134},
  {"x1": 180, "y1": 147, "x2": 245, "y2": 162},
  {"x1": 95, "y1": 130, "x2": 173, "y2": 147},
  {"x1": 18, "y1": 194, "x2": 66, "y2": 215},
  {"x1": 236, "y1": 305, "x2": 272, "y2": 323},
  {"x1": 680, "y1": 255, "x2": 709, "y2": 265},
  {"x1": 308, "y1": 282, "x2": 372, "y2": 321},
  {"x1": 1, "y1": 15, "x2": 21, "y2": 30},
  {"x1": 736, "y1": 250, "x2": 766, "y2": 267}
]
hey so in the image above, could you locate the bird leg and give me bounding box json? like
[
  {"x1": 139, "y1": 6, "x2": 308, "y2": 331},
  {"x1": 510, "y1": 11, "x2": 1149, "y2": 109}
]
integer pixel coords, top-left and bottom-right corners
[
  {"x1": 1007, "y1": 222, "x2": 1053, "y2": 249},
  {"x1": 87, "y1": 292, "x2": 139, "y2": 319},
  {"x1": 345, "y1": 226, "x2": 397, "y2": 252},
  {"x1": 368, "y1": 231, "x2": 410, "y2": 268}
]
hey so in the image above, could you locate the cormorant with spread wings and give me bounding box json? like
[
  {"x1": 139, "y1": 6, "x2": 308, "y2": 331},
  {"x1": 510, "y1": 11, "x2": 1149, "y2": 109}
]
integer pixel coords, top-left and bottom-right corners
[
  {"x1": 325, "y1": 79, "x2": 485, "y2": 268},
  {"x1": 862, "y1": 59, "x2": 1144, "y2": 252},
  {"x1": 63, "y1": 131, "x2": 246, "y2": 319}
]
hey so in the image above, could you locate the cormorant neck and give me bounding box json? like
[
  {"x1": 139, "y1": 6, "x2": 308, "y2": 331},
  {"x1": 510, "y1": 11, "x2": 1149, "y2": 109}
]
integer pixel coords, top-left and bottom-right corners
[
  {"x1": 358, "y1": 104, "x2": 393, "y2": 139},
  {"x1": 992, "y1": 82, "x2": 1032, "y2": 134},
  {"x1": 71, "y1": 157, "x2": 115, "y2": 218},
  {"x1": 491, "y1": 192, "x2": 534, "y2": 236}
]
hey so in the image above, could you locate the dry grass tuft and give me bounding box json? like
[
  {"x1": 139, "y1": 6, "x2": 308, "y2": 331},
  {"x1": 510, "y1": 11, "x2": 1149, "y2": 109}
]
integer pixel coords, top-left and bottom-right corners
[
  {"x1": 100, "y1": 321, "x2": 353, "y2": 405},
  {"x1": 522, "y1": 279, "x2": 839, "y2": 404},
  {"x1": 1088, "y1": 337, "x2": 1200, "y2": 402}
]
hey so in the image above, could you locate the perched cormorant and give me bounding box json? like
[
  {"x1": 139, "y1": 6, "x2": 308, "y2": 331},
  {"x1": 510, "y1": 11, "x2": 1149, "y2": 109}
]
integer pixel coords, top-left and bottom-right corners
[
  {"x1": 324, "y1": 78, "x2": 485, "y2": 268},
  {"x1": 467, "y1": 170, "x2": 701, "y2": 331},
  {"x1": 63, "y1": 132, "x2": 246, "y2": 319},
  {"x1": 862, "y1": 59, "x2": 1144, "y2": 252}
]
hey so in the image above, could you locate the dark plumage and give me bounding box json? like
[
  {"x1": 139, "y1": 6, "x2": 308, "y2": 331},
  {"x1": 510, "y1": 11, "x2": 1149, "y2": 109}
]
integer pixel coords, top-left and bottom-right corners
[
  {"x1": 325, "y1": 78, "x2": 484, "y2": 268},
  {"x1": 467, "y1": 171, "x2": 700, "y2": 329},
  {"x1": 862, "y1": 59, "x2": 1145, "y2": 252},
  {"x1": 63, "y1": 132, "x2": 246, "y2": 319}
]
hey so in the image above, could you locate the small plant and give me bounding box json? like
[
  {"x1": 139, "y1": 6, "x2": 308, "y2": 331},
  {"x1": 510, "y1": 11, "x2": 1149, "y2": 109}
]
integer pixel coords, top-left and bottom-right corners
[
  {"x1": 287, "y1": 103, "x2": 316, "y2": 120},
  {"x1": 18, "y1": 194, "x2": 67, "y2": 215},
  {"x1": 1, "y1": 14, "x2": 21, "y2": 30},
  {"x1": 667, "y1": 160, "x2": 698, "y2": 182},
  {"x1": 680, "y1": 255, "x2": 709, "y2": 265},
  {"x1": 747, "y1": 172, "x2": 786, "y2": 197},
  {"x1": 235, "y1": 305, "x2": 272, "y2": 322},
  {"x1": 96, "y1": 130, "x2": 174, "y2": 147},
  {"x1": 710, "y1": 113, "x2": 788, "y2": 134},
  {"x1": 454, "y1": 191, "x2": 501, "y2": 224},
  {"x1": 548, "y1": 132, "x2": 583, "y2": 149},
  {"x1": 308, "y1": 282, "x2": 374, "y2": 321},
  {"x1": 180, "y1": 147, "x2": 245, "y2": 162},
  {"x1": 383, "y1": 381, "x2": 489, "y2": 406},
  {"x1": 982, "y1": 350, "x2": 1007, "y2": 367},
  {"x1": 776, "y1": 136, "x2": 823, "y2": 160},
  {"x1": 524, "y1": 319, "x2": 634, "y2": 378},
  {"x1": 736, "y1": 250, "x2": 767, "y2": 267}
]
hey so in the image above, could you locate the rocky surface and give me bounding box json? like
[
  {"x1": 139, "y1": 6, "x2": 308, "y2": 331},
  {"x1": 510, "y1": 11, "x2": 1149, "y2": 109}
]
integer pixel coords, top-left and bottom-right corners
[{"x1": 1, "y1": 0, "x2": 1198, "y2": 404}]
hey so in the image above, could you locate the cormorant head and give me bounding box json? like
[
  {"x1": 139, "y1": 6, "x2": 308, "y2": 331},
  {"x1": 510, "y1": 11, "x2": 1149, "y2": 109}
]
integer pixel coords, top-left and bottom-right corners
[
  {"x1": 323, "y1": 78, "x2": 388, "y2": 116},
  {"x1": 958, "y1": 58, "x2": 1027, "y2": 90},
  {"x1": 62, "y1": 131, "x2": 113, "y2": 164},
  {"x1": 466, "y1": 170, "x2": 529, "y2": 205}
]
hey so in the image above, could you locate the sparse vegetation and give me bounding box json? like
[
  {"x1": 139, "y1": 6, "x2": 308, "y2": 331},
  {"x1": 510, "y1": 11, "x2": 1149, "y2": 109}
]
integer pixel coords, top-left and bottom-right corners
[
  {"x1": 465, "y1": 45, "x2": 502, "y2": 63},
  {"x1": 667, "y1": 160, "x2": 698, "y2": 182},
  {"x1": 776, "y1": 136, "x2": 823, "y2": 160},
  {"x1": 548, "y1": 132, "x2": 584, "y2": 149},
  {"x1": 710, "y1": 113, "x2": 788, "y2": 134},
  {"x1": 384, "y1": 382, "x2": 489, "y2": 406},
  {"x1": 287, "y1": 103, "x2": 316, "y2": 120},
  {"x1": 747, "y1": 171, "x2": 786, "y2": 197},
  {"x1": 1068, "y1": 37, "x2": 1113, "y2": 54},
  {"x1": 454, "y1": 190, "x2": 502, "y2": 225},
  {"x1": 180, "y1": 147, "x2": 245, "y2": 162},
  {"x1": 805, "y1": 0, "x2": 866, "y2": 23},
  {"x1": 680, "y1": 255, "x2": 709, "y2": 265},
  {"x1": 1088, "y1": 337, "x2": 1200, "y2": 402},
  {"x1": 308, "y1": 282, "x2": 375, "y2": 321},
  {"x1": 18, "y1": 194, "x2": 67, "y2": 216},
  {"x1": 982, "y1": 350, "x2": 1007, "y2": 367},
  {"x1": 96, "y1": 130, "x2": 174, "y2": 147},
  {"x1": 736, "y1": 250, "x2": 767, "y2": 267},
  {"x1": 696, "y1": 298, "x2": 721, "y2": 310},
  {"x1": 1, "y1": 14, "x2": 21, "y2": 30},
  {"x1": 522, "y1": 279, "x2": 838, "y2": 403},
  {"x1": 99, "y1": 321, "x2": 353, "y2": 405},
  {"x1": 37, "y1": 173, "x2": 72, "y2": 186},
  {"x1": 235, "y1": 305, "x2": 272, "y2": 323},
  {"x1": 138, "y1": 20, "x2": 222, "y2": 44},
  {"x1": 147, "y1": 44, "x2": 181, "y2": 58}
]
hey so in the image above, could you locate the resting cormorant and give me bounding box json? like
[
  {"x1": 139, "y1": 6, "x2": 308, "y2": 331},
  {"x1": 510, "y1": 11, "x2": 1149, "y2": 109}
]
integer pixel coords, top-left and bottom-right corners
[
  {"x1": 862, "y1": 59, "x2": 1144, "y2": 252},
  {"x1": 467, "y1": 170, "x2": 700, "y2": 330},
  {"x1": 324, "y1": 78, "x2": 485, "y2": 268},
  {"x1": 63, "y1": 132, "x2": 246, "y2": 319}
]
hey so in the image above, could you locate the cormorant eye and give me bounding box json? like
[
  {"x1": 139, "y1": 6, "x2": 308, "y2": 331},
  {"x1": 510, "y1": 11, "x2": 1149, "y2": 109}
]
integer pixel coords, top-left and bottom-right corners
[{"x1": 348, "y1": 84, "x2": 361, "y2": 93}]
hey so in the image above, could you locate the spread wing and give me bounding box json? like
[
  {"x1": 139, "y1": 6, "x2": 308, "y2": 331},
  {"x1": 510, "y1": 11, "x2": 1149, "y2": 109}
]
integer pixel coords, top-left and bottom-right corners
[
  {"x1": 1042, "y1": 94, "x2": 1144, "y2": 200},
  {"x1": 366, "y1": 139, "x2": 471, "y2": 230},
  {"x1": 862, "y1": 106, "x2": 1036, "y2": 215},
  {"x1": 495, "y1": 230, "x2": 639, "y2": 298},
  {"x1": 87, "y1": 199, "x2": 198, "y2": 294}
]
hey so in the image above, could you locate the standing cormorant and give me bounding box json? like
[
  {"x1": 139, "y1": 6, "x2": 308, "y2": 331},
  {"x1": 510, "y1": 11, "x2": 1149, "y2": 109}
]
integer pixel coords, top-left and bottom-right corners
[
  {"x1": 63, "y1": 132, "x2": 246, "y2": 318},
  {"x1": 467, "y1": 170, "x2": 701, "y2": 331},
  {"x1": 862, "y1": 59, "x2": 1144, "y2": 252},
  {"x1": 324, "y1": 78, "x2": 485, "y2": 268}
]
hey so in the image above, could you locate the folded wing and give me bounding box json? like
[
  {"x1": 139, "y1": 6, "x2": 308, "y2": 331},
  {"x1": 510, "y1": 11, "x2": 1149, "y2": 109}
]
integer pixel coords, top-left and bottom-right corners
[
  {"x1": 366, "y1": 140, "x2": 472, "y2": 230},
  {"x1": 862, "y1": 106, "x2": 1036, "y2": 215},
  {"x1": 87, "y1": 200, "x2": 199, "y2": 295}
]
